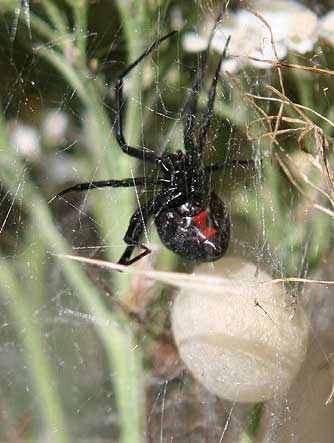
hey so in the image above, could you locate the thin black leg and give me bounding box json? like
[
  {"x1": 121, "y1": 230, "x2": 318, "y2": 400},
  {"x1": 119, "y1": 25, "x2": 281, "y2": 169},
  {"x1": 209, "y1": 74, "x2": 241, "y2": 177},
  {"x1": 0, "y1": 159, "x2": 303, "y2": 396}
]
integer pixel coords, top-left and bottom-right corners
[
  {"x1": 56, "y1": 177, "x2": 169, "y2": 198},
  {"x1": 183, "y1": 58, "x2": 205, "y2": 155},
  {"x1": 115, "y1": 31, "x2": 177, "y2": 163},
  {"x1": 118, "y1": 243, "x2": 151, "y2": 266},
  {"x1": 118, "y1": 196, "x2": 160, "y2": 265},
  {"x1": 206, "y1": 159, "x2": 255, "y2": 173},
  {"x1": 197, "y1": 36, "x2": 231, "y2": 153},
  {"x1": 118, "y1": 190, "x2": 185, "y2": 265},
  {"x1": 184, "y1": 17, "x2": 223, "y2": 155}
]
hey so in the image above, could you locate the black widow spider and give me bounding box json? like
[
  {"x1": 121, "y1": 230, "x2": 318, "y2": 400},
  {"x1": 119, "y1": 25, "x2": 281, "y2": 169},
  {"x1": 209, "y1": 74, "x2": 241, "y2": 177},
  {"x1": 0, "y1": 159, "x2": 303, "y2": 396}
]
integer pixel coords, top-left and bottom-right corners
[{"x1": 57, "y1": 26, "x2": 251, "y2": 266}]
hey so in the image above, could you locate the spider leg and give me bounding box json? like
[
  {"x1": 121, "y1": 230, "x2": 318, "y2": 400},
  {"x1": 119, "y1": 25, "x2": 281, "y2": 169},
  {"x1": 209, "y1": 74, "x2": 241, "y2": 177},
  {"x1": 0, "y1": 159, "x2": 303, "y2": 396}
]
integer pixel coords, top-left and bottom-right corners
[
  {"x1": 197, "y1": 36, "x2": 231, "y2": 154},
  {"x1": 184, "y1": 17, "x2": 223, "y2": 155},
  {"x1": 206, "y1": 159, "x2": 255, "y2": 173},
  {"x1": 115, "y1": 31, "x2": 177, "y2": 163},
  {"x1": 56, "y1": 177, "x2": 169, "y2": 198},
  {"x1": 118, "y1": 196, "x2": 160, "y2": 265},
  {"x1": 183, "y1": 59, "x2": 206, "y2": 154},
  {"x1": 118, "y1": 191, "x2": 184, "y2": 266}
]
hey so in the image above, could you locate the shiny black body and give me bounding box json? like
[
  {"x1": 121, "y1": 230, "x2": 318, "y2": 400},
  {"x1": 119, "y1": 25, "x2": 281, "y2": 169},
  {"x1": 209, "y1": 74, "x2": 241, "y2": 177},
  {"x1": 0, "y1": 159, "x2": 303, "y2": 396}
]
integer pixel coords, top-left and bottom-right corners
[
  {"x1": 57, "y1": 28, "x2": 249, "y2": 265},
  {"x1": 156, "y1": 192, "x2": 230, "y2": 262},
  {"x1": 153, "y1": 150, "x2": 231, "y2": 262}
]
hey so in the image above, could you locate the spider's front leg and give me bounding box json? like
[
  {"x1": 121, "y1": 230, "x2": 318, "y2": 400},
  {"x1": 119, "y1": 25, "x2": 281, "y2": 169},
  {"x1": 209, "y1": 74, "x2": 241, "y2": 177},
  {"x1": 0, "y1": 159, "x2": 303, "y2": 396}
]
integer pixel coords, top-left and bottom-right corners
[
  {"x1": 114, "y1": 31, "x2": 176, "y2": 163},
  {"x1": 183, "y1": 16, "x2": 222, "y2": 154}
]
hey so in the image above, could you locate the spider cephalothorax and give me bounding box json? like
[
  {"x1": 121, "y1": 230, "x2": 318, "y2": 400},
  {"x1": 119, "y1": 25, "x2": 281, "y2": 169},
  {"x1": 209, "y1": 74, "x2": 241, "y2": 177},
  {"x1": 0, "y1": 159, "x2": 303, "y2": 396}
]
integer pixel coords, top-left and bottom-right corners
[{"x1": 57, "y1": 25, "x2": 250, "y2": 266}]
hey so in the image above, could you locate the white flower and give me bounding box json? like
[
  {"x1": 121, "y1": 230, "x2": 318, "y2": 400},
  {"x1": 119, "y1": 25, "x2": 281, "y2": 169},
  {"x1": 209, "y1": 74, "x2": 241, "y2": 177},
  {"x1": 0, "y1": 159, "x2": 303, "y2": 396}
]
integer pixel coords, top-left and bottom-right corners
[
  {"x1": 319, "y1": 11, "x2": 334, "y2": 43},
  {"x1": 42, "y1": 110, "x2": 69, "y2": 146},
  {"x1": 183, "y1": 1, "x2": 319, "y2": 71},
  {"x1": 10, "y1": 122, "x2": 40, "y2": 160}
]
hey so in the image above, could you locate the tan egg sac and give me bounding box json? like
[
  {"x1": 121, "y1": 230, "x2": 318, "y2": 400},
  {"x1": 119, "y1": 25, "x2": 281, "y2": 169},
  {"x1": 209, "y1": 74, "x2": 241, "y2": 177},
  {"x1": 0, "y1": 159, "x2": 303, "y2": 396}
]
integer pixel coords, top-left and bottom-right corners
[{"x1": 172, "y1": 256, "x2": 309, "y2": 403}]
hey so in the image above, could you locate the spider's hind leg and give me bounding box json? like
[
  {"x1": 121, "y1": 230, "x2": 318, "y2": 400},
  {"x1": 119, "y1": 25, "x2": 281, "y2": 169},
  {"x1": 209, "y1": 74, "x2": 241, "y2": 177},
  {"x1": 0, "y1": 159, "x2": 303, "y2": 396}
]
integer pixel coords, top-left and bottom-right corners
[
  {"x1": 118, "y1": 190, "x2": 179, "y2": 266},
  {"x1": 117, "y1": 198, "x2": 157, "y2": 266},
  {"x1": 118, "y1": 244, "x2": 151, "y2": 266}
]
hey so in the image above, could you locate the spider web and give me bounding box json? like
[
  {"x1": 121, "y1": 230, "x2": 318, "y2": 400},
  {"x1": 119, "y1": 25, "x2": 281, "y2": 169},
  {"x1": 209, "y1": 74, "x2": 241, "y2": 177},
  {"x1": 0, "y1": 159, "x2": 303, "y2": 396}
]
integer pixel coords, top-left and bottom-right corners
[{"x1": 0, "y1": 1, "x2": 334, "y2": 442}]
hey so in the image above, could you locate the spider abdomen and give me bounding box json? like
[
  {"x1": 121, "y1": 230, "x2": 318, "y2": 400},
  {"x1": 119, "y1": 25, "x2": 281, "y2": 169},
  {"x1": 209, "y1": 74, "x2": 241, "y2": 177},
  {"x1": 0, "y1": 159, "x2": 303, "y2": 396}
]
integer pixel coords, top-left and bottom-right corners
[{"x1": 155, "y1": 193, "x2": 230, "y2": 262}]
